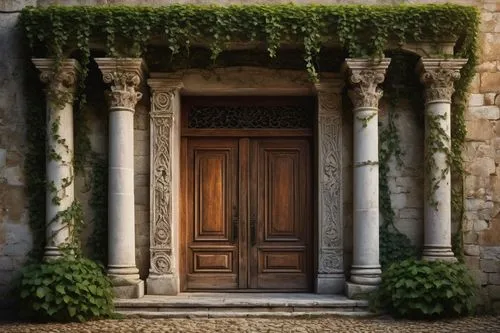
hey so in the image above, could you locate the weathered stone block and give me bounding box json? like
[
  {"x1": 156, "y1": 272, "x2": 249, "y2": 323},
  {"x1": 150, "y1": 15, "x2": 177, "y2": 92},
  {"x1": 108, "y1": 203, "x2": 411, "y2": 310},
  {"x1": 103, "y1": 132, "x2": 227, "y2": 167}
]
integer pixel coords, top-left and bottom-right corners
[
  {"x1": 399, "y1": 208, "x2": 422, "y2": 219},
  {"x1": 464, "y1": 255, "x2": 480, "y2": 269},
  {"x1": 464, "y1": 231, "x2": 479, "y2": 244},
  {"x1": 134, "y1": 156, "x2": 149, "y2": 175},
  {"x1": 469, "y1": 93, "x2": 485, "y2": 107},
  {"x1": 476, "y1": 61, "x2": 497, "y2": 72},
  {"x1": 466, "y1": 119, "x2": 495, "y2": 141},
  {"x1": 464, "y1": 244, "x2": 480, "y2": 256},
  {"x1": 481, "y1": 259, "x2": 500, "y2": 273},
  {"x1": 468, "y1": 106, "x2": 500, "y2": 120},
  {"x1": 134, "y1": 186, "x2": 149, "y2": 205},
  {"x1": 465, "y1": 156, "x2": 496, "y2": 177},
  {"x1": 481, "y1": 33, "x2": 500, "y2": 63},
  {"x1": 480, "y1": 72, "x2": 500, "y2": 93},
  {"x1": 485, "y1": 93, "x2": 498, "y2": 105},
  {"x1": 0, "y1": 257, "x2": 13, "y2": 271},
  {"x1": 487, "y1": 285, "x2": 500, "y2": 300},
  {"x1": 489, "y1": 273, "x2": 500, "y2": 285},
  {"x1": 481, "y1": 246, "x2": 500, "y2": 260}
]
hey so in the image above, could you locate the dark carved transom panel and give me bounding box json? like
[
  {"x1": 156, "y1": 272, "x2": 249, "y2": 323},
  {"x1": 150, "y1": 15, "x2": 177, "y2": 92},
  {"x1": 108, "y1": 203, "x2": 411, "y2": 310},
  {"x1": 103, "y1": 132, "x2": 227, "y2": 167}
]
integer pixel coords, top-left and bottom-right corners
[{"x1": 188, "y1": 105, "x2": 313, "y2": 129}]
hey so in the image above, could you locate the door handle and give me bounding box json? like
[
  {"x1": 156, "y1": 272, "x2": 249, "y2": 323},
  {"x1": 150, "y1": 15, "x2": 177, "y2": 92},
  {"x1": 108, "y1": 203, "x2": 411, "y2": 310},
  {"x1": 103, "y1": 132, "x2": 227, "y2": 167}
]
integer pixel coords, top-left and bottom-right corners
[
  {"x1": 250, "y1": 215, "x2": 256, "y2": 246},
  {"x1": 232, "y1": 216, "x2": 239, "y2": 243}
]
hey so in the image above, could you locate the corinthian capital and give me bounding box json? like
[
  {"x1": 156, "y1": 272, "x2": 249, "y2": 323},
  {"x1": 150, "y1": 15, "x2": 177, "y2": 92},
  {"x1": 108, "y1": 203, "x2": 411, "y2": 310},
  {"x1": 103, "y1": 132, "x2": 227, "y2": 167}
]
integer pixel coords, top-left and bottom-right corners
[
  {"x1": 95, "y1": 58, "x2": 147, "y2": 110},
  {"x1": 417, "y1": 58, "x2": 468, "y2": 104},
  {"x1": 32, "y1": 58, "x2": 80, "y2": 106},
  {"x1": 343, "y1": 58, "x2": 390, "y2": 110}
]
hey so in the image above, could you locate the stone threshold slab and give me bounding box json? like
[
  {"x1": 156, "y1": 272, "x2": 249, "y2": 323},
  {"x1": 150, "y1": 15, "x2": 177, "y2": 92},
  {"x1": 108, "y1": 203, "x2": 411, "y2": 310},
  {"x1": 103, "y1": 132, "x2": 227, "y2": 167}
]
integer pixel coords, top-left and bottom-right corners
[{"x1": 114, "y1": 293, "x2": 368, "y2": 308}]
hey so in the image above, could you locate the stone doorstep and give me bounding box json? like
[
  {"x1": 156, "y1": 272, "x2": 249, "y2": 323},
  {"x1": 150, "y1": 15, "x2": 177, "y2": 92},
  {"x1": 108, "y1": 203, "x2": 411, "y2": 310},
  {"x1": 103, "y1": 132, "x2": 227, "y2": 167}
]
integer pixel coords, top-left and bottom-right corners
[{"x1": 114, "y1": 293, "x2": 370, "y2": 318}]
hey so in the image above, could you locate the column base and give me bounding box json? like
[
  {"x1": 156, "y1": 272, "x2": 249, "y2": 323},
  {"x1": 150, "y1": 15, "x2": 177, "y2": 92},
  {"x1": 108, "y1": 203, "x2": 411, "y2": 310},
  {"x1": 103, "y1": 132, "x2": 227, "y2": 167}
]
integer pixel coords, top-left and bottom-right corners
[
  {"x1": 350, "y1": 266, "x2": 382, "y2": 285},
  {"x1": 316, "y1": 273, "x2": 345, "y2": 294},
  {"x1": 43, "y1": 246, "x2": 64, "y2": 260},
  {"x1": 146, "y1": 274, "x2": 179, "y2": 295},
  {"x1": 422, "y1": 247, "x2": 457, "y2": 262},
  {"x1": 346, "y1": 282, "x2": 378, "y2": 300},
  {"x1": 112, "y1": 280, "x2": 144, "y2": 299}
]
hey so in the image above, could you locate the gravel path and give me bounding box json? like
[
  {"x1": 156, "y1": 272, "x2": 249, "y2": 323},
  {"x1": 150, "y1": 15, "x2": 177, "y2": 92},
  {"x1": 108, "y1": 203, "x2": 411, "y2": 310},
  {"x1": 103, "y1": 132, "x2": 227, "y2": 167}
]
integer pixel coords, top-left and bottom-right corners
[{"x1": 1, "y1": 316, "x2": 500, "y2": 333}]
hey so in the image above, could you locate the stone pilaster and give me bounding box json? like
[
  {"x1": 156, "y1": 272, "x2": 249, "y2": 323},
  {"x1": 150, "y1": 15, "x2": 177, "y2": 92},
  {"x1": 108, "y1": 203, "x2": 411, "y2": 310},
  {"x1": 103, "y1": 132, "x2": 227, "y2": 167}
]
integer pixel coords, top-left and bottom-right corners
[
  {"x1": 314, "y1": 76, "x2": 345, "y2": 294},
  {"x1": 147, "y1": 77, "x2": 183, "y2": 295},
  {"x1": 343, "y1": 58, "x2": 390, "y2": 299},
  {"x1": 33, "y1": 58, "x2": 79, "y2": 260},
  {"x1": 417, "y1": 58, "x2": 467, "y2": 262},
  {"x1": 95, "y1": 58, "x2": 146, "y2": 298}
]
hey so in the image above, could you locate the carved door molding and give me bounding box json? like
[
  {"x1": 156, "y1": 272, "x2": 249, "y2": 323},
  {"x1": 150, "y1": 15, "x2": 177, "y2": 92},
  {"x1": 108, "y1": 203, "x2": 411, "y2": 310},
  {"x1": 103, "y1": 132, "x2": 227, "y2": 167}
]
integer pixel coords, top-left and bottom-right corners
[{"x1": 146, "y1": 69, "x2": 344, "y2": 295}]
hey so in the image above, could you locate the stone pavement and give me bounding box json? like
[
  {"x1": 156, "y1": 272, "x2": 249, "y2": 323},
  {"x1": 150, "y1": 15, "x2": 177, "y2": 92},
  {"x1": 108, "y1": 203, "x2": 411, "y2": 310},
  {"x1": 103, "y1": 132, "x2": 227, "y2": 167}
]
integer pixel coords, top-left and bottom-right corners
[{"x1": 1, "y1": 316, "x2": 500, "y2": 333}]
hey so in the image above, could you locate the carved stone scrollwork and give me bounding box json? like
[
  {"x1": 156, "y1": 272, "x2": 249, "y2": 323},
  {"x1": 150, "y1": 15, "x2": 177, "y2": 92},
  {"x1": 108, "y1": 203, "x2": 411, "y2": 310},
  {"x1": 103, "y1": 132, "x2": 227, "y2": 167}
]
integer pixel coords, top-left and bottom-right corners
[
  {"x1": 95, "y1": 58, "x2": 146, "y2": 110},
  {"x1": 315, "y1": 79, "x2": 344, "y2": 275},
  {"x1": 149, "y1": 84, "x2": 181, "y2": 276},
  {"x1": 32, "y1": 59, "x2": 80, "y2": 106},
  {"x1": 344, "y1": 59, "x2": 390, "y2": 110},
  {"x1": 417, "y1": 59, "x2": 468, "y2": 104}
]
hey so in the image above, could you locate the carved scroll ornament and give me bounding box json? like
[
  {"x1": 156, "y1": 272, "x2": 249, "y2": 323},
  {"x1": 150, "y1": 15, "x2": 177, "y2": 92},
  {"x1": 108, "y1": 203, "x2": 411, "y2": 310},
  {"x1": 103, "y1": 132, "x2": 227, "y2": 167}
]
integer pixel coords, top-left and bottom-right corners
[{"x1": 149, "y1": 88, "x2": 178, "y2": 275}]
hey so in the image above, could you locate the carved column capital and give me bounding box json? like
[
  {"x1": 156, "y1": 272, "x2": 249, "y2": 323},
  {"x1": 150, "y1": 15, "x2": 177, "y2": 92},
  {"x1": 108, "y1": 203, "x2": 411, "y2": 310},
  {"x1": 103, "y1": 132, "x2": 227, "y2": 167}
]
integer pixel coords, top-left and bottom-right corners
[
  {"x1": 32, "y1": 58, "x2": 80, "y2": 106},
  {"x1": 95, "y1": 58, "x2": 147, "y2": 110},
  {"x1": 315, "y1": 76, "x2": 344, "y2": 118},
  {"x1": 417, "y1": 58, "x2": 467, "y2": 104},
  {"x1": 343, "y1": 58, "x2": 390, "y2": 110}
]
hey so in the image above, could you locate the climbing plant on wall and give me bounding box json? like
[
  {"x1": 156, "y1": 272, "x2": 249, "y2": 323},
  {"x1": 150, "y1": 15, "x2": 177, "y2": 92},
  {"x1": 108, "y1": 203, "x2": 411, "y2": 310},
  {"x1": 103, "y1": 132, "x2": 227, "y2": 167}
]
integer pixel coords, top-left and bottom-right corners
[{"x1": 19, "y1": 4, "x2": 479, "y2": 261}]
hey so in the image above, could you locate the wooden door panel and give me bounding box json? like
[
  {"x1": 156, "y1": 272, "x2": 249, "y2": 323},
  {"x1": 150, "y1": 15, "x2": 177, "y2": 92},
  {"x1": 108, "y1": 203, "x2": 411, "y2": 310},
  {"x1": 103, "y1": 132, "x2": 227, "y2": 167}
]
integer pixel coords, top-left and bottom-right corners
[
  {"x1": 194, "y1": 150, "x2": 230, "y2": 240},
  {"x1": 250, "y1": 139, "x2": 312, "y2": 290},
  {"x1": 185, "y1": 139, "x2": 239, "y2": 290},
  {"x1": 266, "y1": 151, "x2": 301, "y2": 241}
]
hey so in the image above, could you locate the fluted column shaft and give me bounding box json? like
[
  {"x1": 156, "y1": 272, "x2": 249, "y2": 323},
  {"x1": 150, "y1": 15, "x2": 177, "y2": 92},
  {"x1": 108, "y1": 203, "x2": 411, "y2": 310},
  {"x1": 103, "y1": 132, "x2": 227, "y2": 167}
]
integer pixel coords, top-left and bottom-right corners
[
  {"x1": 344, "y1": 58, "x2": 390, "y2": 298},
  {"x1": 96, "y1": 58, "x2": 146, "y2": 298},
  {"x1": 417, "y1": 58, "x2": 467, "y2": 262},
  {"x1": 33, "y1": 59, "x2": 79, "y2": 260}
]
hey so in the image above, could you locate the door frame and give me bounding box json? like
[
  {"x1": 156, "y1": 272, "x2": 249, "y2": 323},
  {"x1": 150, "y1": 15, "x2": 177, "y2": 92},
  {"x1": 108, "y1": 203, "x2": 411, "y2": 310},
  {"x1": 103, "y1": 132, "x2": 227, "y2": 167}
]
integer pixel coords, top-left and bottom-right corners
[
  {"x1": 146, "y1": 68, "x2": 345, "y2": 295},
  {"x1": 180, "y1": 98, "x2": 315, "y2": 291}
]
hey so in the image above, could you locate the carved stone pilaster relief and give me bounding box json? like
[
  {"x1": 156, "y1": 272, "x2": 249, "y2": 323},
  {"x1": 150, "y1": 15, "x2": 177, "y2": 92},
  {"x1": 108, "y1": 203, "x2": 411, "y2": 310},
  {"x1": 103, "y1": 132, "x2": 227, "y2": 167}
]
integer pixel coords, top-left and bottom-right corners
[
  {"x1": 149, "y1": 84, "x2": 181, "y2": 276},
  {"x1": 315, "y1": 80, "x2": 343, "y2": 274},
  {"x1": 344, "y1": 59, "x2": 390, "y2": 109},
  {"x1": 417, "y1": 59, "x2": 468, "y2": 104},
  {"x1": 95, "y1": 58, "x2": 146, "y2": 110}
]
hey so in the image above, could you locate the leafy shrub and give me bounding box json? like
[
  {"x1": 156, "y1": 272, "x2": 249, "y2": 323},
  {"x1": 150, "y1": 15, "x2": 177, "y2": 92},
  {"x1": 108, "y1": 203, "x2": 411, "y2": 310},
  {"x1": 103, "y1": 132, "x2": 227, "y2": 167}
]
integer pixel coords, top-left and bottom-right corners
[
  {"x1": 372, "y1": 259, "x2": 477, "y2": 318},
  {"x1": 18, "y1": 256, "x2": 114, "y2": 322},
  {"x1": 379, "y1": 227, "x2": 417, "y2": 269}
]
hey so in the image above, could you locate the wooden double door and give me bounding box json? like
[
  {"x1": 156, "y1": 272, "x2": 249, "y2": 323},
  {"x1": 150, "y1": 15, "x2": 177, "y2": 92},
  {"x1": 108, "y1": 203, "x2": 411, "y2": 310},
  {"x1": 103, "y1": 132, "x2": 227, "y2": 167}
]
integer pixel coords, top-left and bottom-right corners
[{"x1": 181, "y1": 137, "x2": 312, "y2": 291}]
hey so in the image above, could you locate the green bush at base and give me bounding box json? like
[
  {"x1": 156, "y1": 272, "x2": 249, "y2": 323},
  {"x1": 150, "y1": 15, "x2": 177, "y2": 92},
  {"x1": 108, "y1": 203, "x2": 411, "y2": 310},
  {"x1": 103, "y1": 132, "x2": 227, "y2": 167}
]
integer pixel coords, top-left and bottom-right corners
[
  {"x1": 371, "y1": 259, "x2": 477, "y2": 318},
  {"x1": 18, "y1": 256, "x2": 114, "y2": 322}
]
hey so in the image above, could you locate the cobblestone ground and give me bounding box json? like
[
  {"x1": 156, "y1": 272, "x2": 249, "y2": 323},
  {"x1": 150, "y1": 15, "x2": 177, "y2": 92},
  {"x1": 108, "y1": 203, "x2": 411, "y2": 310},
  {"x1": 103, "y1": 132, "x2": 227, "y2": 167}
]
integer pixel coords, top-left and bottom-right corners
[{"x1": 1, "y1": 316, "x2": 500, "y2": 333}]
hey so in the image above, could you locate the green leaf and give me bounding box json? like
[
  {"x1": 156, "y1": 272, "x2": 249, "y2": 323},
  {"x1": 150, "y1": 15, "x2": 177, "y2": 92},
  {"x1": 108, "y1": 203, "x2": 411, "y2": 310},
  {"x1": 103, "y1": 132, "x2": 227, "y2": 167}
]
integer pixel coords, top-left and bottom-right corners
[
  {"x1": 36, "y1": 286, "x2": 47, "y2": 299},
  {"x1": 68, "y1": 306, "x2": 76, "y2": 317}
]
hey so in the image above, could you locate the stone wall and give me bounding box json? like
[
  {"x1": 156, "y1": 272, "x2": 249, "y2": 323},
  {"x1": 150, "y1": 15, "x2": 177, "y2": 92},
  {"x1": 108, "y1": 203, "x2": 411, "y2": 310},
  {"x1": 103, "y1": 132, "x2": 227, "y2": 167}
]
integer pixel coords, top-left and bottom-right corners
[
  {"x1": 462, "y1": 0, "x2": 500, "y2": 311},
  {"x1": 0, "y1": 0, "x2": 499, "y2": 308}
]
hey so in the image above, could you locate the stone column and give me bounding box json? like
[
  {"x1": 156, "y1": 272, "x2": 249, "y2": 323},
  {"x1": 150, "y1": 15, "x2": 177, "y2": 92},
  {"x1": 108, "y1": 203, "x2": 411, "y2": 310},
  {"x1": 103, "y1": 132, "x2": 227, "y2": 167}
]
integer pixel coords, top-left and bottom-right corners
[
  {"x1": 147, "y1": 77, "x2": 183, "y2": 295},
  {"x1": 95, "y1": 58, "x2": 146, "y2": 298},
  {"x1": 33, "y1": 59, "x2": 79, "y2": 260},
  {"x1": 344, "y1": 58, "x2": 390, "y2": 298},
  {"x1": 314, "y1": 76, "x2": 345, "y2": 294},
  {"x1": 417, "y1": 58, "x2": 467, "y2": 262}
]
